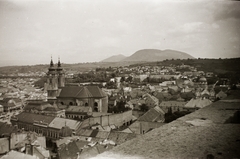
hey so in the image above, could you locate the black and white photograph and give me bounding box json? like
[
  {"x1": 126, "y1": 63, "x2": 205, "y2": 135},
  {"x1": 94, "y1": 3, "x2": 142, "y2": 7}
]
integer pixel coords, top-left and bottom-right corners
[{"x1": 0, "y1": 0, "x2": 240, "y2": 159}]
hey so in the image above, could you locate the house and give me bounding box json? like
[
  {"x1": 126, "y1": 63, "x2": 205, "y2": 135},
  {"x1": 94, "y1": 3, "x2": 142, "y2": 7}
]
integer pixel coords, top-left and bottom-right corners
[
  {"x1": 24, "y1": 100, "x2": 65, "y2": 118},
  {"x1": 0, "y1": 121, "x2": 18, "y2": 137},
  {"x1": 143, "y1": 93, "x2": 159, "y2": 108},
  {"x1": 0, "y1": 150, "x2": 38, "y2": 159},
  {"x1": 216, "y1": 90, "x2": 227, "y2": 99},
  {"x1": 0, "y1": 98, "x2": 23, "y2": 112},
  {"x1": 56, "y1": 135, "x2": 116, "y2": 159},
  {"x1": 0, "y1": 138, "x2": 9, "y2": 154},
  {"x1": 79, "y1": 110, "x2": 133, "y2": 129},
  {"x1": 138, "y1": 106, "x2": 165, "y2": 123},
  {"x1": 184, "y1": 98, "x2": 212, "y2": 112},
  {"x1": 129, "y1": 99, "x2": 146, "y2": 110},
  {"x1": 65, "y1": 106, "x2": 92, "y2": 120},
  {"x1": 129, "y1": 106, "x2": 165, "y2": 134},
  {"x1": 159, "y1": 101, "x2": 187, "y2": 113},
  {"x1": 11, "y1": 112, "x2": 82, "y2": 139},
  {"x1": 107, "y1": 131, "x2": 138, "y2": 145}
]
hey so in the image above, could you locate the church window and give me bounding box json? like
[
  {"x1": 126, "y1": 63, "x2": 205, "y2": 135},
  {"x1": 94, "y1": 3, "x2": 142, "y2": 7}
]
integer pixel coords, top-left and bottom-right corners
[{"x1": 94, "y1": 102, "x2": 98, "y2": 112}]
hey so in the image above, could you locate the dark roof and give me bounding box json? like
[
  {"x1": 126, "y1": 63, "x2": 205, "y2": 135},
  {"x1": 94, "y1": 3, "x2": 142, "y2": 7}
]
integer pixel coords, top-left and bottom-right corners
[
  {"x1": 138, "y1": 106, "x2": 165, "y2": 122},
  {"x1": 0, "y1": 121, "x2": 18, "y2": 136},
  {"x1": 66, "y1": 106, "x2": 91, "y2": 113},
  {"x1": 58, "y1": 86, "x2": 106, "y2": 98},
  {"x1": 160, "y1": 101, "x2": 186, "y2": 107},
  {"x1": 86, "y1": 86, "x2": 107, "y2": 98},
  {"x1": 2, "y1": 98, "x2": 21, "y2": 103},
  {"x1": 90, "y1": 130, "x2": 99, "y2": 138},
  {"x1": 108, "y1": 131, "x2": 138, "y2": 145},
  {"x1": 14, "y1": 112, "x2": 55, "y2": 124},
  {"x1": 58, "y1": 141, "x2": 80, "y2": 159}
]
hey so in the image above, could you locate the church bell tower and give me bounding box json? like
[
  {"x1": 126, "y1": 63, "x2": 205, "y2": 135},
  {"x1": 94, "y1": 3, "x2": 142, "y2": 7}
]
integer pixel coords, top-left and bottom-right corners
[{"x1": 46, "y1": 56, "x2": 65, "y2": 100}]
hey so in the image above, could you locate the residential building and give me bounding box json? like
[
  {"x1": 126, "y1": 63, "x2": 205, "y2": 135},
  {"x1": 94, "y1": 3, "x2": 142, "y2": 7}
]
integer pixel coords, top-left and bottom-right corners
[
  {"x1": 159, "y1": 101, "x2": 187, "y2": 113},
  {"x1": 0, "y1": 98, "x2": 23, "y2": 112},
  {"x1": 129, "y1": 106, "x2": 165, "y2": 134},
  {"x1": 11, "y1": 112, "x2": 82, "y2": 139},
  {"x1": 184, "y1": 98, "x2": 212, "y2": 111},
  {"x1": 216, "y1": 90, "x2": 227, "y2": 99},
  {"x1": 65, "y1": 106, "x2": 92, "y2": 120},
  {"x1": 24, "y1": 100, "x2": 65, "y2": 117},
  {"x1": 143, "y1": 93, "x2": 159, "y2": 108}
]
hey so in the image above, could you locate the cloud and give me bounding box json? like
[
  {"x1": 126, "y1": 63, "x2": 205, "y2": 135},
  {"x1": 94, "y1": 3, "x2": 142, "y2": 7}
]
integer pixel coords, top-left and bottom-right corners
[
  {"x1": 214, "y1": 3, "x2": 240, "y2": 21},
  {"x1": 211, "y1": 23, "x2": 219, "y2": 29},
  {"x1": 93, "y1": 37, "x2": 121, "y2": 48}
]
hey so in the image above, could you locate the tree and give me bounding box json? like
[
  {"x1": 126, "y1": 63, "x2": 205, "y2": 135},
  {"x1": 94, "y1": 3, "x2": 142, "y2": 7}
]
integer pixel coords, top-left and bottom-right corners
[
  {"x1": 120, "y1": 76, "x2": 125, "y2": 83},
  {"x1": 140, "y1": 104, "x2": 149, "y2": 112},
  {"x1": 127, "y1": 76, "x2": 133, "y2": 83},
  {"x1": 111, "y1": 73, "x2": 116, "y2": 78}
]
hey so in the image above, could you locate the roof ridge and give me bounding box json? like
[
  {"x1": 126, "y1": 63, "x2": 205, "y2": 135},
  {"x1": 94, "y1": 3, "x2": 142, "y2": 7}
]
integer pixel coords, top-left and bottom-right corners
[{"x1": 75, "y1": 87, "x2": 93, "y2": 98}]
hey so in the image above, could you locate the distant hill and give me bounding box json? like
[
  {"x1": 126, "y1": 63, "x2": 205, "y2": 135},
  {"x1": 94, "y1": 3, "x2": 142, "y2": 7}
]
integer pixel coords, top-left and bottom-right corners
[
  {"x1": 121, "y1": 49, "x2": 194, "y2": 62},
  {"x1": 101, "y1": 54, "x2": 127, "y2": 62}
]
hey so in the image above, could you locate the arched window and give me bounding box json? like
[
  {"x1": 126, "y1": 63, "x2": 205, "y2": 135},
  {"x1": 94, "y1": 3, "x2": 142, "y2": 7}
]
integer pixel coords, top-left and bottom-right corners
[
  {"x1": 85, "y1": 102, "x2": 88, "y2": 106},
  {"x1": 94, "y1": 102, "x2": 98, "y2": 112}
]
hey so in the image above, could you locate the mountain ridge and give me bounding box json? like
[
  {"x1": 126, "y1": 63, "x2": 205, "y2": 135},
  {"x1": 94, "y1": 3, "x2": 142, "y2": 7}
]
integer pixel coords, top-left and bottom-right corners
[
  {"x1": 101, "y1": 49, "x2": 194, "y2": 62},
  {"x1": 101, "y1": 54, "x2": 127, "y2": 62}
]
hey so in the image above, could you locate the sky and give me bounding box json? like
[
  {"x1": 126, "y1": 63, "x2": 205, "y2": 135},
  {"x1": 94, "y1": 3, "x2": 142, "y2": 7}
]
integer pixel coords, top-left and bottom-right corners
[{"x1": 0, "y1": 0, "x2": 240, "y2": 66}]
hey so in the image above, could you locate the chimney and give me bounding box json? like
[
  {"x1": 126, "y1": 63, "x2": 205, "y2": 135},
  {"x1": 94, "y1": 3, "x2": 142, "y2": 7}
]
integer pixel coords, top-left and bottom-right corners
[{"x1": 25, "y1": 144, "x2": 32, "y2": 155}]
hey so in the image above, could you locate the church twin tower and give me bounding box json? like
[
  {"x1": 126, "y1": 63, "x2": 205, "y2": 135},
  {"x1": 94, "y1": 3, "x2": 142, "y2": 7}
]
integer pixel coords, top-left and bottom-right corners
[{"x1": 47, "y1": 57, "x2": 65, "y2": 99}]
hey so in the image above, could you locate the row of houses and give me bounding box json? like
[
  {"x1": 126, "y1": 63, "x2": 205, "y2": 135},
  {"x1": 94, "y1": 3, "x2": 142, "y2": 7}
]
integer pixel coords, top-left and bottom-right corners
[{"x1": 0, "y1": 122, "x2": 50, "y2": 159}]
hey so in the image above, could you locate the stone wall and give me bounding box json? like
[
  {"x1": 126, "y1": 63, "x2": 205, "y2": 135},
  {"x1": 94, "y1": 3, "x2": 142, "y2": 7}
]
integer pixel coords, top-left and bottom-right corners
[{"x1": 80, "y1": 110, "x2": 133, "y2": 128}]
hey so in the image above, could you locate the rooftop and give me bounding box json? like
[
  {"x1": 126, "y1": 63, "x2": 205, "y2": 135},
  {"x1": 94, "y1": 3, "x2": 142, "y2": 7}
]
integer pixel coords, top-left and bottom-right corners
[{"x1": 96, "y1": 89, "x2": 240, "y2": 159}]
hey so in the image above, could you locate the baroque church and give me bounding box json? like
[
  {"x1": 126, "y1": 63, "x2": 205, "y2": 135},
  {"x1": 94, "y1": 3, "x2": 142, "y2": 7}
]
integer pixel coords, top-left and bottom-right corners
[{"x1": 46, "y1": 58, "x2": 108, "y2": 113}]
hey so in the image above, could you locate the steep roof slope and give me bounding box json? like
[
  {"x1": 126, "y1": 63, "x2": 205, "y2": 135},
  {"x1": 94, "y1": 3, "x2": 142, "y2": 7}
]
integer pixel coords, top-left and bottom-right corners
[
  {"x1": 185, "y1": 98, "x2": 212, "y2": 108},
  {"x1": 138, "y1": 106, "x2": 165, "y2": 122},
  {"x1": 58, "y1": 86, "x2": 106, "y2": 98}
]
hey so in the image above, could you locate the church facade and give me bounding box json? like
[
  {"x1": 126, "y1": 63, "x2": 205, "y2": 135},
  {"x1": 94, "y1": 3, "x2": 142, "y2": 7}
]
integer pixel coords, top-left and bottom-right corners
[
  {"x1": 46, "y1": 58, "x2": 108, "y2": 113},
  {"x1": 46, "y1": 57, "x2": 65, "y2": 100}
]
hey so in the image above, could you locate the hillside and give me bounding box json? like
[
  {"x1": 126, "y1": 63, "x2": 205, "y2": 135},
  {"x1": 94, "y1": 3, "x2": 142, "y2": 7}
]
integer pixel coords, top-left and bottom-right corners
[
  {"x1": 101, "y1": 54, "x2": 126, "y2": 62},
  {"x1": 122, "y1": 49, "x2": 194, "y2": 62}
]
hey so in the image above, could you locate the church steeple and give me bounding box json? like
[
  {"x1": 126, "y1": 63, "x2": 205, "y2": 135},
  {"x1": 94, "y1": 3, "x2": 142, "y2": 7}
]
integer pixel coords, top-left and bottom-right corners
[
  {"x1": 58, "y1": 56, "x2": 61, "y2": 67},
  {"x1": 50, "y1": 56, "x2": 54, "y2": 67}
]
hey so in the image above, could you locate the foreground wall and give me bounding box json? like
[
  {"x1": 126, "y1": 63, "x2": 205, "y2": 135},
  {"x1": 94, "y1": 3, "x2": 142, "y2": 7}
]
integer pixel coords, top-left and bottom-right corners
[
  {"x1": 97, "y1": 90, "x2": 240, "y2": 159},
  {"x1": 80, "y1": 110, "x2": 132, "y2": 128}
]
